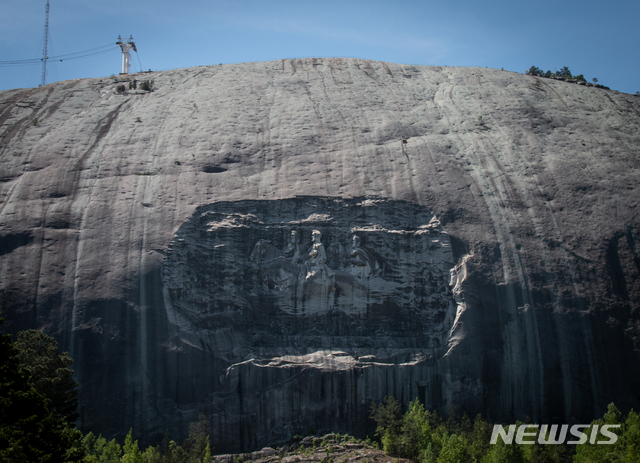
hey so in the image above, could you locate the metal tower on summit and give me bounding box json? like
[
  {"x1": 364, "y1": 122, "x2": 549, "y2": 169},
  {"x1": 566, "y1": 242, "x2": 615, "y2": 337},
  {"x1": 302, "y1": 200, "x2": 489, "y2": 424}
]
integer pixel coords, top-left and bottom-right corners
[
  {"x1": 116, "y1": 35, "x2": 137, "y2": 75},
  {"x1": 40, "y1": 0, "x2": 50, "y2": 86}
]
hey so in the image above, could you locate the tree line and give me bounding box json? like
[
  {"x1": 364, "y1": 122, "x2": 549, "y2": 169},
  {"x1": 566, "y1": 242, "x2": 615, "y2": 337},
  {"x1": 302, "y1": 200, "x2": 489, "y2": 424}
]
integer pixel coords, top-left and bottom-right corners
[
  {"x1": 370, "y1": 396, "x2": 640, "y2": 463},
  {"x1": 525, "y1": 65, "x2": 597, "y2": 85}
]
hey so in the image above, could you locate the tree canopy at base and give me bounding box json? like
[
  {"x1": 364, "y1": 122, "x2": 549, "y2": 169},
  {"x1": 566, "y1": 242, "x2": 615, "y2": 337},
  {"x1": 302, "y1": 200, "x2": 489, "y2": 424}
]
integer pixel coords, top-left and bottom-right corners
[
  {"x1": 14, "y1": 329, "x2": 80, "y2": 423},
  {"x1": 0, "y1": 318, "x2": 84, "y2": 462},
  {"x1": 370, "y1": 397, "x2": 640, "y2": 463}
]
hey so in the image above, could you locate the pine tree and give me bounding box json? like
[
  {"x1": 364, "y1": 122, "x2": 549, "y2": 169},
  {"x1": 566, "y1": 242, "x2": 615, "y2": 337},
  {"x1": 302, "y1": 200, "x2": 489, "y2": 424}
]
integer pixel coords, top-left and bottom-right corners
[
  {"x1": 399, "y1": 399, "x2": 433, "y2": 460},
  {"x1": 122, "y1": 429, "x2": 143, "y2": 463},
  {"x1": 14, "y1": 329, "x2": 79, "y2": 422},
  {"x1": 483, "y1": 438, "x2": 525, "y2": 463},
  {"x1": 621, "y1": 409, "x2": 640, "y2": 463},
  {"x1": 183, "y1": 414, "x2": 213, "y2": 463},
  {"x1": 437, "y1": 433, "x2": 468, "y2": 463},
  {"x1": 0, "y1": 317, "x2": 84, "y2": 462},
  {"x1": 370, "y1": 396, "x2": 403, "y2": 456}
]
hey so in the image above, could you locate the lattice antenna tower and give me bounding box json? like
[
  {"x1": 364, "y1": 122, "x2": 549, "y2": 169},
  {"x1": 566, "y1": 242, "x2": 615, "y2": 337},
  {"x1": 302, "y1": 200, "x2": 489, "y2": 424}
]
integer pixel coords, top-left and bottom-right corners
[
  {"x1": 116, "y1": 35, "x2": 137, "y2": 75},
  {"x1": 40, "y1": 0, "x2": 50, "y2": 86}
]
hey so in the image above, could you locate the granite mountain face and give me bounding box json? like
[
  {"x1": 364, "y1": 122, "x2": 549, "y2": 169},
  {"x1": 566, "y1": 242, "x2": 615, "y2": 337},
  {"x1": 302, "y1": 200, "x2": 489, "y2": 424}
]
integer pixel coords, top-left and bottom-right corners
[{"x1": 0, "y1": 58, "x2": 639, "y2": 451}]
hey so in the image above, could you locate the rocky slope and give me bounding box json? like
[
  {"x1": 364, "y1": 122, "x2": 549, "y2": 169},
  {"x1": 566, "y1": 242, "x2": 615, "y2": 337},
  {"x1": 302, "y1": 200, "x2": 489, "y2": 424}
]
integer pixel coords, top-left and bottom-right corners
[
  {"x1": 212, "y1": 434, "x2": 407, "y2": 463},
  {"x1": 0, "y1": 58, "x2": 639, "y2": 452}
]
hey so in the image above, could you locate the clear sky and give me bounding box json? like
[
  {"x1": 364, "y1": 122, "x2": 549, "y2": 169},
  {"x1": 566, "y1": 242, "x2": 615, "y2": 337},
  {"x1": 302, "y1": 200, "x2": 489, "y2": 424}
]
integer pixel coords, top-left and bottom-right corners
[{"x1": 1, "y1": 0, "x2": 638, "y2": 94}]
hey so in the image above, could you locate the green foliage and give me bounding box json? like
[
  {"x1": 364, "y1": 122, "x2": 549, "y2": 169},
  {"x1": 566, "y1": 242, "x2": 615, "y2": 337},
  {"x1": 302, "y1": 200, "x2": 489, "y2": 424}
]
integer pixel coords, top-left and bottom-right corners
[
  {"x1": 82, "y1": 431, "x2": 122, "y2": 462},
  {"x1": 381, "y1": 429, "x2": 399, "y2": 456},
  {"x1": 573, "y1": 403, "x2": 640, "y2": 463},
  {"x1": 371, "y1": 398, "x2": 445, "y2": 461},
  {"x1": 526, "y1": 66, "x2": 544, "y2": 77},
  {"x1": 438, "y1": 433, "x2": 468, "y2": 463},
  {"x1": 525, "y1": 65, "x2": 604, "y2": 86},
  {"x1": 369, "y1": 398, "x2": 638, "y2": 463},
  {"x1": 138, "y1": 414, "x2": 212, "y2": 463},
  {"x1": 371, "y1": 396, "x2": 598, "y2": 463},
  {"x1": 82, "y1": 415, "x2": 212, "y2": 463},
  {"x1": 622, "y1": 409, "x2": 640, "y2": 463},
  {"x1": 122, "y1": 429, "x2": 143, "y2": 463},
  {"x1": 400, "y1": 400, "x2": 436, "y2": 459},
  {"x1": 14, "y1": 329, "x2": 79, "y2": 422},
  {"x1": 3, "y1": 319, "x2": 220, "y2": 463},
  {"x1": 0, "y1": 318, "x2": 84, "y2": 463},
  {"x1": 482, "y1": 438, "x2": 525, "y2": 463},
  {"x1": 182, "y1": 413, "x2": 213, "y2": 463},
  {"x1": 371, "y1": 396, "x2": 404, "y2": 455},
  {"x1": 139, "y1": 80, "x2": 154, "y2": 92},
  {"x1": 371, "y1": 396, "x2": 403, "y2": 438},
  {"x1": 141, "y1": 445, "x2": 163, "y2": 463},
  {"x1": 469, "y1": 414, "x2": 492, "y2": 462}
]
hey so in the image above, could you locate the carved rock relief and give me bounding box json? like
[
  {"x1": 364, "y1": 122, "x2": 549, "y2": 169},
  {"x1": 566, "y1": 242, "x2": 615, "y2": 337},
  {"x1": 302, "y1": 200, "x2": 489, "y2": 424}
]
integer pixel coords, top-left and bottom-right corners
[
  {"x1": 162, "y1": 197, "x2": 461, "y2": 361},
  {"x1": 249, "y1": 229, "x2": 382, "y2": 315}
]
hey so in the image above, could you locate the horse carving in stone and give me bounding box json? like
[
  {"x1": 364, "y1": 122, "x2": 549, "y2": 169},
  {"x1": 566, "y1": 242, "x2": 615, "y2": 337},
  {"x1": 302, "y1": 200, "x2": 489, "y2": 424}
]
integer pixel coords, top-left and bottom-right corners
[
  {"x1": 249, "y1": 239, "x2": 282, "y2": 264},
  {"x1": 249, "y1": 239, "x2": 302, "y2": 291}
]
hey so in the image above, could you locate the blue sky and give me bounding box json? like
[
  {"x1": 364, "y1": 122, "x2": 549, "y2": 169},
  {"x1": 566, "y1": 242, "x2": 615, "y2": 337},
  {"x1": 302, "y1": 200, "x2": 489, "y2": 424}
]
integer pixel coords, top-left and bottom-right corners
[{"x1": 1, "y1": 0, "x2": 638, "y2": 94}]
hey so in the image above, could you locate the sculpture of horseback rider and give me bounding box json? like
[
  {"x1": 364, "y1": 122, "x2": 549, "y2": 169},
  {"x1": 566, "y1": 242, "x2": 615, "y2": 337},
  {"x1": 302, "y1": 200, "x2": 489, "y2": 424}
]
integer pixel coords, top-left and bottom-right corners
[{"x1": 304, "y1": 230, "x2": 335, "y2": 284}]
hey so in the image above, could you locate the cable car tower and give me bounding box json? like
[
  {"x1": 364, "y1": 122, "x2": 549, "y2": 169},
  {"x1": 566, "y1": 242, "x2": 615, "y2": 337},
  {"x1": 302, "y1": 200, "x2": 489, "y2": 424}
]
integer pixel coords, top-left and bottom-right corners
[
  {"x1": 40, "y1": 0, "x2": 50, "y2": 86},
  {"x1": 116, "y1": 35, "x2": 137, "y2": 75}
]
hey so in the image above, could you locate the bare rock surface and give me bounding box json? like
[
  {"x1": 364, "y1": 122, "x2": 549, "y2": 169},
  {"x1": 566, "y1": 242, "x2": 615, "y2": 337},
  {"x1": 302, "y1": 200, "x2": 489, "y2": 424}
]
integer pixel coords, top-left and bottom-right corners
[
  {"x1": 1, "y1": 59, "x2": 639, "y2": 452},
  {"x1": 212, "y1": 435, "x2": 407, "y2": 463}
]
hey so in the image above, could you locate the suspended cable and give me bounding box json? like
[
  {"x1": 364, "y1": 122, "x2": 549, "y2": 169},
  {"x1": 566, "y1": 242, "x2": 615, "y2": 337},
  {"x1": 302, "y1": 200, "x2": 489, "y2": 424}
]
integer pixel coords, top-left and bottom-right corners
[
  {"x1": 0, "y1": 43, "x2": 117, "y2": 67},
  {"x1": 135, "y1": 51, "x2": 143, "y2": 73}
]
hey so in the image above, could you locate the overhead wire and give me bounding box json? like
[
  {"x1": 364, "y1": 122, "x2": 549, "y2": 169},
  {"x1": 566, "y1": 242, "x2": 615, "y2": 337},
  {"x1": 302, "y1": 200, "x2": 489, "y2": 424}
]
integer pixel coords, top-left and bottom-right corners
[
  {"x1": 135, "y1": 51, "x2": 144, "y2": 73},
  {"x1": 0, "y1": 43, "x2": 117, "y2": 67}
]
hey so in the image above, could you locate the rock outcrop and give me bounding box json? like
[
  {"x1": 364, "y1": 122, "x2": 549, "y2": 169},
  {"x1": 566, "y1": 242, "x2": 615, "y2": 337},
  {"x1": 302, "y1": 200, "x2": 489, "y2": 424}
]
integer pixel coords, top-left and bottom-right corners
[
  {"x1": 212, "y1": 434, "x2": 408, "y2": 463},
  {"x1": 1, "y1": 58, "x2": 639, "y2": 452}
]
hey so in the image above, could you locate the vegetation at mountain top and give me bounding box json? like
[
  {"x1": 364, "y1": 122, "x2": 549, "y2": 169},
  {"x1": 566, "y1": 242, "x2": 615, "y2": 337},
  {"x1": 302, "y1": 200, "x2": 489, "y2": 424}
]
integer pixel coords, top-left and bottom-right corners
[
  {"x1": 523, "y1": 66, "x2": 616, "y2": 90},
  {"x1": 370, "y1": 396, "x2": 640, "y2": 463},
  {"x1": 525, "y1": 65, "x2": 588, "y2": 82}
]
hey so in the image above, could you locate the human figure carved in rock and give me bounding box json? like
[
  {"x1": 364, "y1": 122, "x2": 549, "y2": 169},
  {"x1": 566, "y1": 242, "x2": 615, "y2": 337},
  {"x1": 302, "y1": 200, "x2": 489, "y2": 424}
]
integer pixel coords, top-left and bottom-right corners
[
  {"x1": 249, "y1": 238, "x2": 299, "y2": 291},
  {"x1": 346, "y1": 234, "x2": 380, "y2": 280},
  {"x1": 304, "y1": 230, "x2": 335, "y2": 285},
  {"x1": 282, "y1": 230, "x2": 302, "y2": 261}
]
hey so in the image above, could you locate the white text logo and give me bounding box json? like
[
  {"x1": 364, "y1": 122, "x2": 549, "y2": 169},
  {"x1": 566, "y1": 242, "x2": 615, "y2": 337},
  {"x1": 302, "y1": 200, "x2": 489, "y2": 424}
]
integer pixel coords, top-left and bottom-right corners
[{"x1": 489, "y1": 424, "x2": 621, "y2": 445}]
